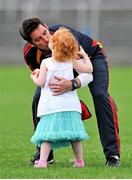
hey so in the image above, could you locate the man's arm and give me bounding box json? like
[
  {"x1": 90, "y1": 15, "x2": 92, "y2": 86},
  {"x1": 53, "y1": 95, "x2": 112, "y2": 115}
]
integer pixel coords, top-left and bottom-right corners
[
  {"x1": 49, "y1": 76, "x2": 72, "y2": 95},
  {"x1": 49, "y1": 46, "x2": 93, "y2": 95},
  {"x1": 76, "y1": 73, "x2": 93, "y2": 87},
  {"x1": 49, "y1": 73, "x2": 93, "y2": 96}
]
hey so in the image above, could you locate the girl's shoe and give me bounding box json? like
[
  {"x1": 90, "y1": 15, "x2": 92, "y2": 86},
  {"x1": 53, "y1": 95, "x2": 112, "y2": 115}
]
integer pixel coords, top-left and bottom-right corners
[
  {"x1": 73, "y1": 159, "x2": 85, "y2": 168},
  {"x1": 34, "y1": 160, "x2": 47, "y2": 168}
]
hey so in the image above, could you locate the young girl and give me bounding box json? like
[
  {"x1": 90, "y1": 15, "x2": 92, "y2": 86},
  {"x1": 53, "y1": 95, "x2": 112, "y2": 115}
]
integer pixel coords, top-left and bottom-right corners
[{"x1": 30, "y1": 28, "x2": 93, "y2": 168}]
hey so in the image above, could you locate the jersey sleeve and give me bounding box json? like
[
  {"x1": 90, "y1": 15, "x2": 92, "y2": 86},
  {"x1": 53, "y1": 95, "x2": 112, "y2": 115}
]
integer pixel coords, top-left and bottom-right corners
[{"x1": 23, "y1": 42, "x2": 40, "y2": 71}]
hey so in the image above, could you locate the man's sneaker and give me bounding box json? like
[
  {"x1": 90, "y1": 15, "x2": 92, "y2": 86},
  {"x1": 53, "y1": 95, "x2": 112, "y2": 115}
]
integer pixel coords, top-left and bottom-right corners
[
  {"x1": 30, "y1": 151, "x2": 40, "y2": 165},
  {"x1": 30, "y1": 150, "x2": 54, "y2": 165},
  {"x1": 47, "y1": 158, "x2": 54, "y2": 164},
  {"x1": 105, "y1": 156, "x2": 120, "y2": 167},
  {"x1": 47, "y1": 149, "x2": 54, "y2": 164}
]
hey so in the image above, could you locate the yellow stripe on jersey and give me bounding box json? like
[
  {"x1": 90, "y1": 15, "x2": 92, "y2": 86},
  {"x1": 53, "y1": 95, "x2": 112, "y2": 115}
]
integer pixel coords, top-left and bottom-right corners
[{"x1": 36, "y1": 49, "x2": 41, "y2": 65}]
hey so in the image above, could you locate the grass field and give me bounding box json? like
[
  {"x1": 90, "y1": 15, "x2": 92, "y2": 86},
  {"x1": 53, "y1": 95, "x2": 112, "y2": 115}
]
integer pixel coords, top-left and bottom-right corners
[{"x1": 0, "y1": 65, "x2": 132, "y2": 178}]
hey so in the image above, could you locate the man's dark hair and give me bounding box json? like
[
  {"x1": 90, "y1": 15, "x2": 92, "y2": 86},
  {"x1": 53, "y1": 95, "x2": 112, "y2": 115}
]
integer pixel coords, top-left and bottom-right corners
[{"x1": 19, "y1": 18, "x2": 44, "y2": 43}]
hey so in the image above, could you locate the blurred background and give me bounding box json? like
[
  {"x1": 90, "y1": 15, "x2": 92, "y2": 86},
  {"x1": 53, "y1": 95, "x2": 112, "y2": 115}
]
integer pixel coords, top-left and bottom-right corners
[{"x1": 0, "y1": 0, "x2": 132, "y2": 66}]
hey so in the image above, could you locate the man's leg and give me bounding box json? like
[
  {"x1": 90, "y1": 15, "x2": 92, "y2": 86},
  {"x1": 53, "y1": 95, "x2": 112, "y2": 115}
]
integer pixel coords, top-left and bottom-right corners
[
  {"x1": 31, "y1": 87, "x2": 54, "y2": 164},
  {"x1": 32, "y1": 87, "x2": 41, "y2": 130},
  {"x1": 89, "y1": 57, "x2": 120, "y2": 166}
]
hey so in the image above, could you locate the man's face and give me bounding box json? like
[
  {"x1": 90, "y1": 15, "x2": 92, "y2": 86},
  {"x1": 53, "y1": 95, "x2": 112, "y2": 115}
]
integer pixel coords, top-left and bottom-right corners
[{"x1": 30, "y1": 24, "x2": 51, "y2": 50}]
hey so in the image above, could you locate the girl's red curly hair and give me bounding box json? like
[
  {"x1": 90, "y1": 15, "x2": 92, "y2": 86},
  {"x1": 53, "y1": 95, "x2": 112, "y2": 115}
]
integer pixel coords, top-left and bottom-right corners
[{"x1": 51, "y1": 27, "x2": 79, "y2": 62}]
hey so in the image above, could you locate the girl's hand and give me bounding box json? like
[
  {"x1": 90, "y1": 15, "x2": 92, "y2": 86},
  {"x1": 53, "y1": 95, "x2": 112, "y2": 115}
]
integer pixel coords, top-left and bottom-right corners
[
  {"x1": 32, "y1": 69, "x2": 40, "y2": 75},
  {"x1": 78, "y1": 46, "x2": 88, "y2": 58},
  {"x1": 31, "y1": 69, "x2": 40, "y2": 79}
]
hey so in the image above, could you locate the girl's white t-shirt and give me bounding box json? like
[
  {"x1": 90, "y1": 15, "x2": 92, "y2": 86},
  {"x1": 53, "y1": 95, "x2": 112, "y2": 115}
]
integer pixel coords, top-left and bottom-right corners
[{"x1": 37, "y1": 57, "x2": 81, "y2": 117}]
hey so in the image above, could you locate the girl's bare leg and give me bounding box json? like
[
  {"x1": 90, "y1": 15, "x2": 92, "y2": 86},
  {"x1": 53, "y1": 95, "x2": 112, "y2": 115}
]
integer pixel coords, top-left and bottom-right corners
[
  {"x1": 71, "y1": 141, "x2": 84, "y2": 167},
  {"x1": 40, "y1": 142, "x2": 51, "y2": 161},
  {"x1": 34, "y1": 142, "x2": 51, "y2": 168}
]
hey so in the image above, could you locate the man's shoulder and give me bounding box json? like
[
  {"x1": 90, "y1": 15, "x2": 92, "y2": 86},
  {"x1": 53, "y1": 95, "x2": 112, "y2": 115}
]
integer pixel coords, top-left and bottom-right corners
[{"x1": 23, "y1": 42, "x2": 37, "y2": 59}]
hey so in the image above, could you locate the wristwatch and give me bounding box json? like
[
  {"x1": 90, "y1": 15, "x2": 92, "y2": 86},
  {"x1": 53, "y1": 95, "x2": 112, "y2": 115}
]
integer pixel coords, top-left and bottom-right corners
[{"x1": 71, "y1": 79, "x2": 78, "y2": 91}]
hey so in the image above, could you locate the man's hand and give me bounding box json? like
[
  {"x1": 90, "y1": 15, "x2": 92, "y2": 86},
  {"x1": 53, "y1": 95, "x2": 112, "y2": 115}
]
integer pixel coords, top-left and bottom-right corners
[{"x1": 49, "y1": 76, "x2": 72, "y2": 95}]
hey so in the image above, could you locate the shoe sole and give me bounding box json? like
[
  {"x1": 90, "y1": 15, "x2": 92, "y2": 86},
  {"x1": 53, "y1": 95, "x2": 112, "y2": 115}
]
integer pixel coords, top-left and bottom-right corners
[
  {"x1": 105, "y1": 162, "x2": 121, "y2": 167},
  {"x1": 47, "y1": 159, "x2": 54, "y2": 164}
]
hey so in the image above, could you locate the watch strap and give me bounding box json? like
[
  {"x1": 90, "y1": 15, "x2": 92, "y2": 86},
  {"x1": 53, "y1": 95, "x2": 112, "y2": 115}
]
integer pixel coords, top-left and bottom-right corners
[{"x1": 71, "y1": 79, "x2": 79, "y2": 91}]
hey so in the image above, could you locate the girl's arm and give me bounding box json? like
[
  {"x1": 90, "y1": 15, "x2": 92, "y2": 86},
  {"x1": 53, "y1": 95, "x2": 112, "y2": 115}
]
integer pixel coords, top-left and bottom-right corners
[
  {"x1": 31, "y1": 61, "x2": 47, "y2": 87},
  {"x1": 73, "y1": 46, "x2": 93, "y2": 73}
]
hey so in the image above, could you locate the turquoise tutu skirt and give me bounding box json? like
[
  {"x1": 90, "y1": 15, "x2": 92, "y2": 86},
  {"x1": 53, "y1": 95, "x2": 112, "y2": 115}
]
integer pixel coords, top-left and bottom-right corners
[{"x1": 31, "y1": 111, "x2": 89, "y2": 149}]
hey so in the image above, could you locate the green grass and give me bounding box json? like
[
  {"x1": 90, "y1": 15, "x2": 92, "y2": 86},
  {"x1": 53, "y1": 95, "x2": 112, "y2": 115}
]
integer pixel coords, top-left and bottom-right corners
[{"x1": 0, "y1": 65, "x2": 132, "y2": 178}]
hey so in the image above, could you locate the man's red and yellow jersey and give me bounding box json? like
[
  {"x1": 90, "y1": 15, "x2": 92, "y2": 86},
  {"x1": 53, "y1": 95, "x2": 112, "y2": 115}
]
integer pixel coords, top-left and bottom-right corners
[{"x1": 23, "y1": 24, "x2": 105, "y2": 71}]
